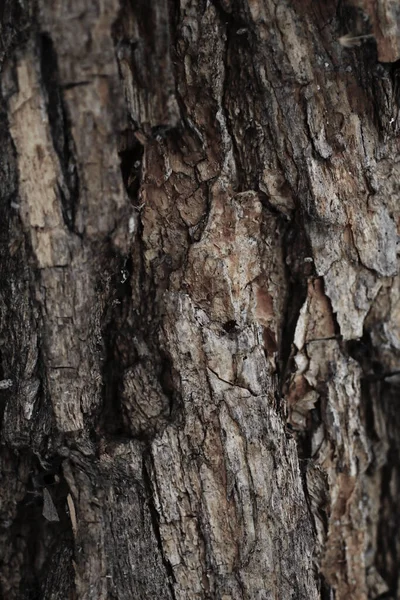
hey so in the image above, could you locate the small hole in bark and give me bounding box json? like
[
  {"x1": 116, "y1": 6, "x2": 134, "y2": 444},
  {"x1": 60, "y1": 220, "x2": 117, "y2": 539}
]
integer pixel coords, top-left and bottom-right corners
[
  {"x1": 118, "y1": 132, "x2": 144, "y2": 201},
  {"x1": 42, "y1": 473, "x2": 56, "y2": 486},
  {"x1": 347, "y1": 335, "x2": 372, "y2": 363},
  {"x1": 223, "y1": 320, "x2": 238, "y2": 333}
]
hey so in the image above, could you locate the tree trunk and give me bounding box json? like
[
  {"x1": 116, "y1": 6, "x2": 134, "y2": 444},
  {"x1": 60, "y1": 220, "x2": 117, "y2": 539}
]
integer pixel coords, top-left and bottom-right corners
[{"x1": 1, "y1": 0, "x2": 400, "y2": 598}]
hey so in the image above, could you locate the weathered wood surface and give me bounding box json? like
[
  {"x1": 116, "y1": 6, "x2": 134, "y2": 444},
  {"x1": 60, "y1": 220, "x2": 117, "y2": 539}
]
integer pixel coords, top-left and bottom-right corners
[{"x1": 1, "y1": 0, "x2": 400, "y2": 598}]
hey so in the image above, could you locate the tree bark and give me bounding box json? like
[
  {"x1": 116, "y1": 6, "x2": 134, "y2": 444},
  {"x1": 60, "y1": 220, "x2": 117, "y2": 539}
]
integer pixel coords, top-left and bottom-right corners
[{"x1": 1, "y1": 0, "x2": 400, "y2": 598}]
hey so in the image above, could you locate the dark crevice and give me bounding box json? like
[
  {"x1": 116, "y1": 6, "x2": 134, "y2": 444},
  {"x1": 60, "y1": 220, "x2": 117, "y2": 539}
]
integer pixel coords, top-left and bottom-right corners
[
  {"x1": 158, "y1": 349, "x2": 182, "y2": 421},
  {"x1": 375, "y1": 383, "x2": 400, "y2": 596},
  {"x1": 219, "y1": 6, "x2": 260, "y2": 193},
  {"x1": 0, "y1": 1, "x2": 33, "y2": 69},
  {"x1": 38, "y1": 33, "x2": 79, "y2": 233},
  {"x1": 100, "y1": 123, "x2": 183, "y2": 441},
  {"x1": 142, "y1": 453, "x2": 177, "y2": 600},
  {"x1": 278, "y1": 209, "x2": 316, "y2": 407},
  {"x1": 99, "y1": 252, "x2": 134, "y2": 438},
  {"x1": 221, "y1": 19, "x2": 246, "y2": 192},
  {"x1": 258, "y1": 190, "x2": 290, "y2": 219},
  {"x1": 60, "y1": 80, "x2": 91, "y2": 90},
  {"x1": 10, "y1": 452, "x2": 75, "y2": 599},
  {"x1": 96, "y1": 247, "x2": 181, "y2": 441},
  {"x1": 112, "y1": 0, "x2": 180, "y2": 135},
  {"x1": 347, "y1": 331, "x2": 384, "y2": 380},
  {"x1": 118, "y1": 131, "x2": 144, "y2": 203},
  {"x1": 336, "y1": 3, "x2": 398, "y2": 137},
  {"x1": 377, "y1": 460, "x2": 400, "y2": 594},
  {"x1": 346, "y1": 332, "x2": 399, "y2": 596},
  {"x1": 319, "y1": 573, "x2": 335, "y2": 599},
  {"x1": 97, "y1": 342, "x2": 126, "y2": 439},
  {"x1": 388, "y1": 59, "x2": 400, "y2": 109}
]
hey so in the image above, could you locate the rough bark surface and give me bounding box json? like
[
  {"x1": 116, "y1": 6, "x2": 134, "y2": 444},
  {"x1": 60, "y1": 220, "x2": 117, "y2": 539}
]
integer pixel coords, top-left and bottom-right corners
[{"x1": 1, "y1": 1, "x2": 400, "y2": 599}]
